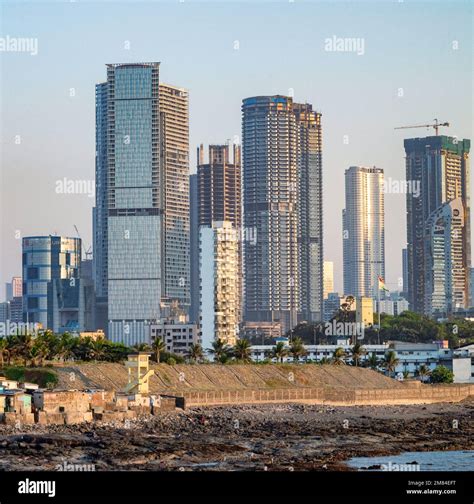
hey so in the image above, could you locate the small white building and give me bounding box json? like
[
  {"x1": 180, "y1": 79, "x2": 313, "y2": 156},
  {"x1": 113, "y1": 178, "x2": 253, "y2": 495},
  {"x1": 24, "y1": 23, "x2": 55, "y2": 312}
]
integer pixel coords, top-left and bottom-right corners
[{"x1": 150, "y1": 321, "x2": 199, "y2": 357}]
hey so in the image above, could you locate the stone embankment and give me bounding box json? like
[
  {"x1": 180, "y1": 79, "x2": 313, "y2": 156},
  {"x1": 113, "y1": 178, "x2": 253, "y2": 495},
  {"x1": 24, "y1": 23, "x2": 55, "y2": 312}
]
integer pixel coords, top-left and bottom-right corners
[{"x1": 52, "y1": 363, "x2": 474, "y2": 407}]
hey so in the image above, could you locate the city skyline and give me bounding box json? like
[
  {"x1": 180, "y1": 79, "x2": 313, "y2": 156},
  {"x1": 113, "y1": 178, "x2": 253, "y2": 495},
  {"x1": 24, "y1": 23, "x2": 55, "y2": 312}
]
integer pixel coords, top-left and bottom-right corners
[{"x1": 2, "y1": 1, "x2": 472, "y2": 299}]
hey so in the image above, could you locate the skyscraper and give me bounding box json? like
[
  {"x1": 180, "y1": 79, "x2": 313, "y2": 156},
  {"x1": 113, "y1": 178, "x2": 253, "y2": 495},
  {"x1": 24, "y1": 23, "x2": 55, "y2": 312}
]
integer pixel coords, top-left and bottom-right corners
[
  {"x1": 94, "y1": 63, "x2": 190, "y2": 344},
  {"x1": 159, "y1": 84, "x2": 190, "y2": 309},
  {"x1": 343, "y1": 166, "x2": 385, "y2": 299},
  {"x1": 102, "y1": 63, "x2": 162, "y2": 343},
  {"x1": 424, "y1": 198, "x2": 466, "y2": 315},
  {"x1": 242, "y1": 95, "x2": 323, "y2": 332},
  {"x1": 405, "y1": 136, "x2": 471, "y2": 314},
  {"x1": 197, "y1": 143, "x2": 242, "y2": 326},
  {"x1": 189, "y1": 173, "x2": 199, "y2": 324},
  {"x1": 23, "y1": 236, "x2": 81, "y2": 327},
  {"x1": 93, "y1": 81, "x2": 108, "y2": 301},
  {"x1": 294, "y1": 103, "x2": 324, "y2": 322}
]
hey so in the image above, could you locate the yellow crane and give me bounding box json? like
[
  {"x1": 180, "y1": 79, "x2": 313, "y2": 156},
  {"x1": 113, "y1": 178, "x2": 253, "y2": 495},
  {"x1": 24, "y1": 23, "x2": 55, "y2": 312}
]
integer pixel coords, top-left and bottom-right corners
[{"x1": 394, "y1": 118, "x2": 450, "y2": 136}]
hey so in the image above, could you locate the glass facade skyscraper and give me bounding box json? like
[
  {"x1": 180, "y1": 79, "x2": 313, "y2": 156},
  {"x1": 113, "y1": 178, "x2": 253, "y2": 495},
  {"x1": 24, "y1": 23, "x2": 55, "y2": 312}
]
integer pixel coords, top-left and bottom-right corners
[
  {"x1": 405, "y1": 136, "x2": 471, "y2": 315},
  {"x1": 104, "y1": 63, "x2": 162, "y2": 344},
  {"x1": 22, "y1": 236, "x2": 81, "y2": 328},
  {"x1": 343, "y1": 166, "x2": 385, "y2": 299},
  {"x1": 94, "y1": 63, "x2": 190, "y2": 344}
]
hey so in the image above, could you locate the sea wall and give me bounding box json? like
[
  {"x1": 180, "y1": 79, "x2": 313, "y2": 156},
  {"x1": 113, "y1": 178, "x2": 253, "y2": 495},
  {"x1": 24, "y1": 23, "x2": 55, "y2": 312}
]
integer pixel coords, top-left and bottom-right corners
[{"x1": 181, "y1": 383, "x2": 474, "y2": 407}]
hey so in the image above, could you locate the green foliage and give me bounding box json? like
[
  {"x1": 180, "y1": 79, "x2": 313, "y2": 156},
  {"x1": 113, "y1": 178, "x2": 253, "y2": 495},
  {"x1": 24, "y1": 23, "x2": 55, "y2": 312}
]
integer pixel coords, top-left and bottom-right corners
[
  {"x1": 0, "y1": 331, "x2": 133, "y2": 366},
  {"x1": 2, "y1": 366, "x2": 59, "y2": 388},
  {"x1": 160, "y1": 351, "x2": 185, "y2": 364},
  {"x1": 430, "y1": 365, "x2": 454, "y2": 384}
]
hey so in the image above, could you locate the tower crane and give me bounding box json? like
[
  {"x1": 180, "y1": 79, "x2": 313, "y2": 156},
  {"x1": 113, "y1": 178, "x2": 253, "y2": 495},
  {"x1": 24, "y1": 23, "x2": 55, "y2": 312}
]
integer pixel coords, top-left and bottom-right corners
[
  {"x1": 394, "y1": 118, "x2": 450, "y2": 136},
  {"x1": 73, "y1": 225, "x2": 92, "y2": 260}
]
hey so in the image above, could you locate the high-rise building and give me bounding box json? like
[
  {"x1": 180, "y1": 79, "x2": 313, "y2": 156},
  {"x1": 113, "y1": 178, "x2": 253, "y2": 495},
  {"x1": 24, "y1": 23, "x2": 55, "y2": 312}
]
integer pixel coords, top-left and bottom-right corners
[
  {"x1": 343, "y1": 166, "x2": 385, "y2": 299},
  {"x1": 22, "y1": 236, "x2": 81, "y2": 327},
  {"x1": 200, "y1": 221, "x2": 240, "y2": 352},
  {"x1": 197, "y1": 144, "x2": 241, "y2": 227},
  {"x1": 294, "y1": 103, "x2": 324, "y2": 323},
  {"x1": 323, "y1": 261, "x2": 334, "y2": 299},
  {"x1": 197, "y1": 143, "x2": 242, "y2": 324},
  {"x1": 6, "y1": 277, "x2": 22, "y2": 301},
  {"x1": 102, "y1": 62, "x2": 162, "y2": 343},
  {"x1": 93, "y1": 81, "x2": 109, "y2": 301},
  {"x1": 405, "y1": 136, "x2": 470, "y2": 314},
  {"x1": 95, "y1": 63, "x2": 190, "y2": 344},
  {"x1": 242, "y1": 95, "x2": 323, "y2": 332},
  {"x1": 189, "y1": 174, "x2": 200, "y2": 324},
  {"x1": 159, "y1": 83, "x2": 190, "y2": 309},
  {"x1": 424, "y1": 198, "x2": 466, "y2": 316},
  {"x1": 5, "y1": 277, "x2": 23, "y2": 324}
]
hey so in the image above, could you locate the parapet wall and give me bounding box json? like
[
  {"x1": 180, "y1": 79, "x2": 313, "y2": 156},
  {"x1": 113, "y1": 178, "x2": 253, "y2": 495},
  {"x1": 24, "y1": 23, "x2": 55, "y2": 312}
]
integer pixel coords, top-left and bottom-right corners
[{"x1": 181, "y1": 383, "x2": 474, "y2": 407}]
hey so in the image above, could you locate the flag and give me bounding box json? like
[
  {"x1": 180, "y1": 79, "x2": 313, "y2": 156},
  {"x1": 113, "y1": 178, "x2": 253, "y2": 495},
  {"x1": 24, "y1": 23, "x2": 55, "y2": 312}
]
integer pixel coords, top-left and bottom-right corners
[{"x1": 378, "y1": 276, "x2": 389, "y2": 292}]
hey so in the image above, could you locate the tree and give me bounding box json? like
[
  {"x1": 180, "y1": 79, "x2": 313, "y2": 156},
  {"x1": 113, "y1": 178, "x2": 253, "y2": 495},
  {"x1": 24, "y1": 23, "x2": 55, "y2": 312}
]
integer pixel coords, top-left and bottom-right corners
[
  {"x1": 208, "y1": 339, "x2": 231, "y2": 363},
  {"x1": 270, "y1": 342, "x2": 289, "y2": 363},
  {"x1": 383, "y1": 350, "x2": 400, "y2": 377},
  {"x1": 151, "y1": 338, "x2": 166, "y2": 363},
  {"x1": 430, "y1": 365, "x2": 454, "y2": 384},
  {"x1": 332, "y1": 347, "x2": 346, "y2": 365},
  {"x1": 417, "y1": 364, "x2": 431, "y2": 383},
  {"x1": 289, "y1": 337, "x2": 307, "y2": 363},
  {"x1": 350, "y1": 342, "x2": 366, "y2": 367},
  {"x1": 366, "y1": 352, "x2": 379, "y2": 370},
  {"x1": 187, "y1": 343, "x2": 204, "y2": 363},
  {"x1": 233, "y1": 339, "x2": 252, "y2": 363}
]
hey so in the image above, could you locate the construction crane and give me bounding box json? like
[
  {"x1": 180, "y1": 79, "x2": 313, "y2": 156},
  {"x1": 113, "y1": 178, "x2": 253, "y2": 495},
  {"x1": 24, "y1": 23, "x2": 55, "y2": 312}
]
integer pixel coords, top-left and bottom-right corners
[
  {"x1": 394, "y1": 118, "x2": 450, "y2": 136},
  {"x1": 73, "y1": 225, "x2": 92, "y2": 260}
]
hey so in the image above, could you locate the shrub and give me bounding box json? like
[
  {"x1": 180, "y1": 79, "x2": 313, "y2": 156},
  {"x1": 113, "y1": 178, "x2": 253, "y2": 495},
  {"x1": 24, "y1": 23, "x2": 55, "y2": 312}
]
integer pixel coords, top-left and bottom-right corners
[{"x1": 430, "y1": 365, "x2": 454, "y2": 384}]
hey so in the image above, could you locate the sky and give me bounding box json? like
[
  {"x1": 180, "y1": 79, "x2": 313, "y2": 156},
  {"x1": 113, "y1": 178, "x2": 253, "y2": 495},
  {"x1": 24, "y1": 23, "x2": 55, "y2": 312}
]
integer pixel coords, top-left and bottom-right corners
[{"x1": 1, "y1": 0, "x2": 473, "y2": 300}]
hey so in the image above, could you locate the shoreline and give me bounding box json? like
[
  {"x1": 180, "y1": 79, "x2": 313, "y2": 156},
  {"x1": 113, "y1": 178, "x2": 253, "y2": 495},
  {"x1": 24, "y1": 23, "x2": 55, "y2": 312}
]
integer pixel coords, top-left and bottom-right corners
[{"x1": 0, "y1": 399, "x2": 472, "y2": 471}]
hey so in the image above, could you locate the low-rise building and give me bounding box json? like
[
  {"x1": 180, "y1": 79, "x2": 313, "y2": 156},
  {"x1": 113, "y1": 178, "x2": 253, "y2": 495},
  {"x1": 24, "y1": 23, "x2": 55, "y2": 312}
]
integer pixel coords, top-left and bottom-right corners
[{"x1": 150, "y1": 321, "x2": 199, "y2": 356}]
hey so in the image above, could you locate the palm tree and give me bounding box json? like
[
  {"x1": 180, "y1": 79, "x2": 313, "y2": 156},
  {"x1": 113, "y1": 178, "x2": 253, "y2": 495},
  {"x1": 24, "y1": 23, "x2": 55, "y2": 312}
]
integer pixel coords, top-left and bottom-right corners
[
  {"x1": 208, "y1": 339, "x2": 231, "y2": 363},
  {"x1": 366, "y1": 352, "x2": 379, "y2": 370},
  {"x1": 15, "y1": 333, "x2": 34, "y2": 366},
  {"x1": 332, "y1": 347, "x2": 346, "y2": 365},
  {"x1": 383, "y1": 350, "x2": 400, "y2": 377},
  {"x1": 150, "y1": 338, "x2": 165, "y2": 363},
  {"x1": 57, "y1": 333, "x2": 76, "y2": 361},
  {"x1": 233, "y1": 339, "x2": 252, "y2": 362},
  {"x1": 350, "y1": 342, "x2": 366, "y2": 367},
  {"x1": 270, "y1": 342, "x2": 289, "y2": 363},
  {"x1": 289, "y1": 337, "x2": 307, "y2": 363},
  {"x1": 187, "y1": 343, "x2": 204, "y2": 363},
  {"x1": 417, "y1": 364, "x2": 431, "y2": 383},
  {"x1": 30, "y1": 337, "x2": 49, "y2": 367}
]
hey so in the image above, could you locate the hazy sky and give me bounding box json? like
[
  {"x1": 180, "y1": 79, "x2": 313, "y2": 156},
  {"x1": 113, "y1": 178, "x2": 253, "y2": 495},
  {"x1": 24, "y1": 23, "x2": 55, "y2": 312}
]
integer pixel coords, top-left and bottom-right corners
[{"x1": 1, "y1": 0, "x2": 473, "y2": 301}]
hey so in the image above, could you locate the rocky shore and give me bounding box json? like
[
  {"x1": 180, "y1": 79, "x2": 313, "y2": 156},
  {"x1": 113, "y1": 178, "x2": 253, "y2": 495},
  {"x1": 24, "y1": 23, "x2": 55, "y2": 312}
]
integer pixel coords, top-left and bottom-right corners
[{"x1": 0, "y1": 399, "x2": 472, "y2": 471}]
